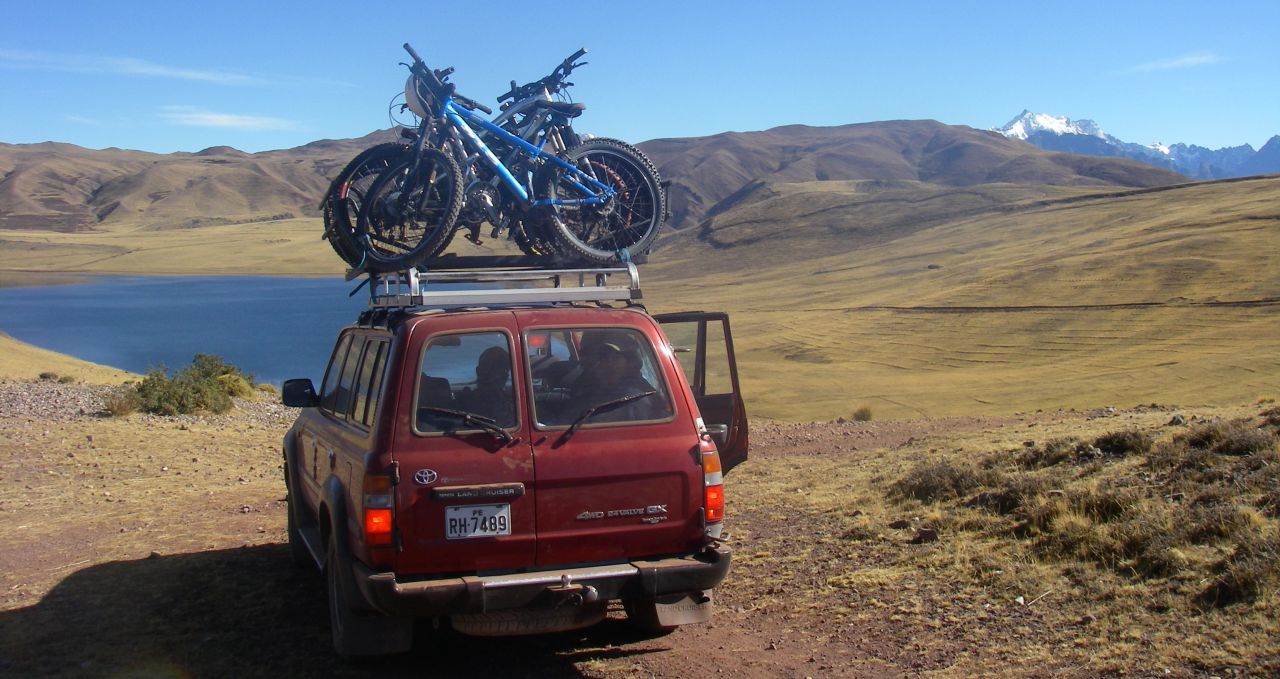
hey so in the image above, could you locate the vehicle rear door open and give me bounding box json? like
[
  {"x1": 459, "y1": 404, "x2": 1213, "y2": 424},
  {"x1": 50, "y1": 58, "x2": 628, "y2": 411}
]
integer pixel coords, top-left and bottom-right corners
[{"x1": 654, "y1": 311, "x2": 749, "y2": 473}]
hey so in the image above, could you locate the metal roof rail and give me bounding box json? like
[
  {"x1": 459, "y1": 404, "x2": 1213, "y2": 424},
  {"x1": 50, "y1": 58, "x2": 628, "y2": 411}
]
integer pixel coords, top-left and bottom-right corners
[{"x1": 361, "y1": 263, "x2": 642, "y2": 309}]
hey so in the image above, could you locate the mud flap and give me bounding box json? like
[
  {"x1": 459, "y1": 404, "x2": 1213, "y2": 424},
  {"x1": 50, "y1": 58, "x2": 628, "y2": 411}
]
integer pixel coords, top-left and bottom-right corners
[{"x1": 633, "y1": 590, "x2": 714, "y2": 628}]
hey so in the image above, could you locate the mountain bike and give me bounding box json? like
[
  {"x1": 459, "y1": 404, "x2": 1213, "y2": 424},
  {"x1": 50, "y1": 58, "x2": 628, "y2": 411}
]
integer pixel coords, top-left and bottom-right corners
[{"x1": 349, "y1": 43, "x2": 664, "y2": 272}]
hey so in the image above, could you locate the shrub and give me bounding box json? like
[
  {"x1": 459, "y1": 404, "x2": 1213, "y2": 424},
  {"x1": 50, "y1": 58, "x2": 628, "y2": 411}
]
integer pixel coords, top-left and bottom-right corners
[
  {"x1": 1017, "y1": 437, "x2": 1099, "y2": 468},
  {"x1": 1177, "y1": 421, "x2": 1233, "y2": 450},
  {"x1": 1180, "y1": 505, "x2": 1265, "y2": 544},
  {"x1": 1034, "y1": 511, "x2": 1122, "y2": 566},
  {"x1": 851, "y1": 405, "x2": 872, "y2": 422},
  {"x1": 103, "y1": 386, "x2": 140, "y2": 416},
  {"x1": 1198, "y1": 533, "x2": 1280, "y2": 607},
  {"x1": 1261, "y1": 406, "x2": 1280, "y2": 428},
  {"x1": 38, "y1": 371, "x2": 58, "y2": 381},
  {"x1": 967, "y1": 474, "x2": 1051, "y2": 515},
  {"x1": 57, "y1": 374, "x2": 76, "y2": 384},
  {"x1": 1093, "y1": 430, "x2": 1154, "y2": 457},
  {"x1": 1212, "y1": 427, "x2": 1277, "y2": 457},
  {"x1": 217, "y1": 374, "x2": 255, "y2": 399},
  {"x1": 1071, "y1": 485, "x2": 1141, "y2": 523},
  {"x1": 105, "y1": 354, "x2": 252, "y2": 417},
  {"x1": 892, "y1": 461, "x2": 992, "y2": 504}
]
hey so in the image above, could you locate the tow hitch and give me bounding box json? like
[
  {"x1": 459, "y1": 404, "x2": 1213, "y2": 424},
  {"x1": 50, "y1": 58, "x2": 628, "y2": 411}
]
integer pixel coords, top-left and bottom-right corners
[{"x1": 547, "y1": 574, "x2": 599, "y2": 606}]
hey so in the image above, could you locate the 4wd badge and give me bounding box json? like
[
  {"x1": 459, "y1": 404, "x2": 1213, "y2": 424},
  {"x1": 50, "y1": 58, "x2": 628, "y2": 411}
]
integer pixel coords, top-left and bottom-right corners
[{"x1": 413, "y1": 469, "x2": 439, "y2": 485}]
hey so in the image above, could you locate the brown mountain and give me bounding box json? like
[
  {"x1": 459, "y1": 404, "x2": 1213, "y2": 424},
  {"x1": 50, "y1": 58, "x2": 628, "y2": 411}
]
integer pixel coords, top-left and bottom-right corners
[
  {"x1": 636, "y1": 120, "x2": 1186, "y2": 230},
  {"x1": 0, "y1": 121, "x2": 1183, "y2": 233},
  {"x1": 0, "y1": 131, "x2": 397, "y2": 232}
]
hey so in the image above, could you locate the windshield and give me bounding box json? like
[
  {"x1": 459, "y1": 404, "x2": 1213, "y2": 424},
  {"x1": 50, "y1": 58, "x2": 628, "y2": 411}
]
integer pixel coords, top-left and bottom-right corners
[{"x1": 525, "y1": 327, "x2": 674, "y2": 428}]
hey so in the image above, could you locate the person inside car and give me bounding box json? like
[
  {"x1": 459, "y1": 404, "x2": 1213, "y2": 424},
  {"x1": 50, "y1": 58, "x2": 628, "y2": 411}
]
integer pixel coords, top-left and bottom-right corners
[
  {"x1": 457, "y1": 346, "x2": 515, "y2": 425},
  {"x1": 570, "y1": 338, "x2": 668, "y2": 422}
]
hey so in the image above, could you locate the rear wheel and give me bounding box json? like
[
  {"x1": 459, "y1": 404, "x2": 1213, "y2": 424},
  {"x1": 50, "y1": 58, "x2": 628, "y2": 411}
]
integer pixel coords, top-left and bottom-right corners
[
  {"x1": 538, "y1": 138, "x2": 665, "y2": 264},
  {"x1": 322, "y1": 142, "x2": 412, "y2": 267},
  {"x1": 355, "y1": 149, "x2": 463, "y2": 272},
  {"x1": 325, "y1": 537, "x2": 413, "y2": 657},
  {"x1": 284, "y1": 471, "x2": 310, "y2": 569}
]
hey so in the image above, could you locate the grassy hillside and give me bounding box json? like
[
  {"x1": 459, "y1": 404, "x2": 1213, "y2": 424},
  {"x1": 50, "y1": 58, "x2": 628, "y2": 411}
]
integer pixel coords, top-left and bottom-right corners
[
  {"x1": 645, "y1": 175, "x2": 1280, "y2": 420},
  {"x1": 0, "y1": 333, "x2": 134, "y2": 384}
]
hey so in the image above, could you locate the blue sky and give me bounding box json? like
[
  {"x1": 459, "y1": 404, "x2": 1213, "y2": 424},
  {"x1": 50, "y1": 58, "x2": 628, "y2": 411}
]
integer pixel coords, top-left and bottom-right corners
[{"x1": 1, "y1": 0, "x2": 1276, "y2": 153}]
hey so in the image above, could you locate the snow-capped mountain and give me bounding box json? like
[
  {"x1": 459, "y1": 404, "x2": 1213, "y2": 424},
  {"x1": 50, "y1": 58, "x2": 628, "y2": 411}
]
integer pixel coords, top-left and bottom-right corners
[{"x1": 994, "y1": 110, "x2": 1280, "y2": 180}]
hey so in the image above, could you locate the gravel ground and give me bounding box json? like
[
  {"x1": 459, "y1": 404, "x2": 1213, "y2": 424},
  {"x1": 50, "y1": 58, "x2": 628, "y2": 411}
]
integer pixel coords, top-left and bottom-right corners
[{"x1": 0, "y1": 379, "x2": 297, "y2": 426}]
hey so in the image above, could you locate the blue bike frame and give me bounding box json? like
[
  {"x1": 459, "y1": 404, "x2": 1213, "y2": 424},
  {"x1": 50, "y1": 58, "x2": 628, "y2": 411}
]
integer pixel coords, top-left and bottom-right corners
[{"x1": 440, "y1": 95, "x2": 614, "y2": 207}]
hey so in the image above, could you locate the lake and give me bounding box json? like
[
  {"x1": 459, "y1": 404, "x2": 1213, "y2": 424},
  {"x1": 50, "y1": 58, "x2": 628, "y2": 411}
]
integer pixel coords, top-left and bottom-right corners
[{"x1": 0, "y1": 276, "x2": 369, "y2": 385}]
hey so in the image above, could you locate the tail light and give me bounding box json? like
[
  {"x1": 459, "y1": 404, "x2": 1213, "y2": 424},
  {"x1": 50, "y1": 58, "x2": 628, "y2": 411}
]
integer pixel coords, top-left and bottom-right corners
[
  {"x1": 363, "y1": 474, "x2": 395, "y2": 547},
  {"x1": 701, "y1": 436, "x2": 725, "y2": 535}
]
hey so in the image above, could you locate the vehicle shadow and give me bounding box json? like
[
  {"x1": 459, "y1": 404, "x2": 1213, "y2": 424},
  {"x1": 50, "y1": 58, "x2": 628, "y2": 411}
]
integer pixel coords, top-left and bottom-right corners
[{"x1": 0, "y1": 545, "x2": 670, "y2": 678}]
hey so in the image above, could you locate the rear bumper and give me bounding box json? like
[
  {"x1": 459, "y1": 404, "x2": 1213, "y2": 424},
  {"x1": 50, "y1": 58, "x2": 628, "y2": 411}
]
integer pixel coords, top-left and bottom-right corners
[{"x1": 353, "y1": 544, "x2": 731, "y2": 617}]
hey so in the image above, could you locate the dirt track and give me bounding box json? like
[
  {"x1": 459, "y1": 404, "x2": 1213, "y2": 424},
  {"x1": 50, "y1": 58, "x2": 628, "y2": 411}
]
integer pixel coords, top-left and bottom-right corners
[{"x1": 0, "y1": 383, "x2": 1268, "y2": 677}]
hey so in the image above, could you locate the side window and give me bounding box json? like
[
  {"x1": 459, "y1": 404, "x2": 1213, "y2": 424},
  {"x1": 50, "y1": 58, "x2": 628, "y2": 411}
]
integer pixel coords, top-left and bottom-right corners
[
  {"x1": 319, "y1": 334, "x2": 353, "y2": 413},
  {"x1": 526, "y1": 327, "x2": 673, "y2": 427},
  {"x1": 416, "y1": 332, "x2": 516, "y2": 433},
  {"x1": 332, "y1": 336, "x2": 365, "y2": 419},
  {"x1": 361, "y1": 341, "x2": 389, "y2": 427},
  {"x1": 351, "y1": 339, "x2": 388, "y2": 427}
]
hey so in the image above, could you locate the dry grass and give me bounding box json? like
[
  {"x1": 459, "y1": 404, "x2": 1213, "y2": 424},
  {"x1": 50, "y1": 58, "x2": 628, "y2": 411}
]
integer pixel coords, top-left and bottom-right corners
[
  {"x1": 725, "y1": 405, "x2": 1279, "y2": 675},
  {"x1": 0, "y1": 333, "x2": 134, "y2": 385},
  {"x1": 647, "y1": 175, "x2": 1280, "y2": 420}
]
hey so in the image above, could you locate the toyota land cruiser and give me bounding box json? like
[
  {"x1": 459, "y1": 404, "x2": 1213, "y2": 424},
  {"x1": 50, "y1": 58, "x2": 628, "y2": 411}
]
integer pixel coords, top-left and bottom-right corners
[{"x1": 281, "y1": 265, "x2": 747, "y2": 656}]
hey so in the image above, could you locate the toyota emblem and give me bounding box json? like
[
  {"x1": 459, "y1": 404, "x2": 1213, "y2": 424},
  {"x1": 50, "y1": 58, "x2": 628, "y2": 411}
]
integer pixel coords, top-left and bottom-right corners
[{"x1": 413, "y1": 469, "x2": 438, "y2": 485}]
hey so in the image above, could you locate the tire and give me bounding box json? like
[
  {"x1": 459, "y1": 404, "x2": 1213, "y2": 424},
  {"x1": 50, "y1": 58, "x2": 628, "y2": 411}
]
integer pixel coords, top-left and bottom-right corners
[
  {"x1": 284, "y1": 478, "x2": 310, "y2": 569},
  {"x1": 355, "y1": 148, "x2": 463, "y2": 273},
  {"x1": 538, "y1": 138, "x2": 665, "y2": 264},
  {"x1": 325, "y1": 536, "x2": 413, "y2": 657},
  {"x1": 322, "y1": 142, "x2": 413, "y2": 268}
]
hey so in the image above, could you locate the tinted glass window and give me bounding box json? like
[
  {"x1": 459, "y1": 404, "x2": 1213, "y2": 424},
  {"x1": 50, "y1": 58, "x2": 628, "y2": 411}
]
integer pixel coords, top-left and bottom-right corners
[
  {"x1": 361, "y1": 342, "x2": 388, "y2": 427},
  {"x1": 416, "y1": 332, "x2": 516, "y2": 433},
  {"x1": 333, "y1": 336, "x2": 364, "y2": 419},
  {"x1": 352, "y1": 340, "x2": 387, "y2": 427},
  {"x1": 526, "y1": 327, "x2": 673, "y2": 427},
  {"x1": 665, "y1": 318, "x2": 733, "y2": 398},
  {"x1": 319, "y1": 334, "x2": 353, "y2": 413}
]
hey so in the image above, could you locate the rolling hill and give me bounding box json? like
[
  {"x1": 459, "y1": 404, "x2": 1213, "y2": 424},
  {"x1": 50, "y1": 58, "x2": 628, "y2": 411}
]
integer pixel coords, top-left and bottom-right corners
[
  {"x1": 0, "y1": 120, "x2": 1182, "y2": 234},
  {"x1": 637, "y1": 120, "x2": 1185, "y2": 229}
]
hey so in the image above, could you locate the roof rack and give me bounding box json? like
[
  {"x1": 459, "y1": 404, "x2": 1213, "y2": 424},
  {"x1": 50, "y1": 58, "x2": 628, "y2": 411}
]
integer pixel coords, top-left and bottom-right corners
[{"x1": 356, "y1": 262, "x2": 642, "y2": 309}]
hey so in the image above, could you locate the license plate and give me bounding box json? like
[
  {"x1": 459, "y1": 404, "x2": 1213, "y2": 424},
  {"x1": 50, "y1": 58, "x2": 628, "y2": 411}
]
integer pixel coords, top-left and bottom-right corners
[{"x1": 445, "y1": 504, "x2": 511, "y2": 539}]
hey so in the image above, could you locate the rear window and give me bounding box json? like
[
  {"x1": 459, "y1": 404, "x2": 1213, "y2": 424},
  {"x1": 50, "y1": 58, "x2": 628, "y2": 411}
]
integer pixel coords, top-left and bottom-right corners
[
  {"x1": 525, "y1": 327, "x2": 673, "y2": 428},
  {"x1": 414, "y1": 331, "x2": 517, "y2": 434}
]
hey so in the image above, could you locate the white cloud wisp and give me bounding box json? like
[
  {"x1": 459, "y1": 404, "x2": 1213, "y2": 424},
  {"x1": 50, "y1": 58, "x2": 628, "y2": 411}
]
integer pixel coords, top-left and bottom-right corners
[
  {"x1": 1125, "y1": 51, "x2": 1223, "y2": 73},
  {"x1": 159, "y1": 106, "x2": 298, "y2": 131}
]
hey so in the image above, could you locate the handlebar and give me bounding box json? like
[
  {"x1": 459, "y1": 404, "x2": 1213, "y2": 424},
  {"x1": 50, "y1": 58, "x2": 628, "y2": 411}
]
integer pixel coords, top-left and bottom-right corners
[
  {"x1": 402, "y1": 42, "x2": 424, "y2": 65},
  {"x1": 497, "y1": 47, "x2": 588, "y2": 104},
  {"x1": 401, "y1": 42, "x2": 490, "y2": 114}
]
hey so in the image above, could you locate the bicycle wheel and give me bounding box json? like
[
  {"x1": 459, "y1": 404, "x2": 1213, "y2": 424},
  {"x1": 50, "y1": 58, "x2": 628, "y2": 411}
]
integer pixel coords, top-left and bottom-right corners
[
  {"x1": 322, "y1": 142, "x2": 413, "y2": 267},
  {"x1": 355, "y1": 149, "x2": 463, "y2": 272},
  {"x1": 539, "y1": 138, "x2": 665, "y2": 264}
]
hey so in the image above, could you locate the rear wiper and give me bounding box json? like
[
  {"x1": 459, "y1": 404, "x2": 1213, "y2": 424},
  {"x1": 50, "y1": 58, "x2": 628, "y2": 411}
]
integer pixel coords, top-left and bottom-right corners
[
  {"x1": 421, "y1": 406, "x2": 513, "y2": 445},
  {"x1": 558, "y1": 391, "x2": 657, "y2": 444}
]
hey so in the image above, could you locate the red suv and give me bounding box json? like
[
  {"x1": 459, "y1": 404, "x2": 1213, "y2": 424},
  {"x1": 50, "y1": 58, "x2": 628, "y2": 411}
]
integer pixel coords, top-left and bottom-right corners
[{"x1": 281, "y1": 266, "x2": 747, "y2": 656}]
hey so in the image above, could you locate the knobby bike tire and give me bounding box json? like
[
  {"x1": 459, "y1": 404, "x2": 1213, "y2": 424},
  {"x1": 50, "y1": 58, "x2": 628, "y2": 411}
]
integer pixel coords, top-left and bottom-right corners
[
  {"x1": 538, "y1": 138, "x2": 665, "y2": 264},
  {"x1": 321, "y1": 142, "x2": 414, "y2": 268},
  {"x1": 355, "y1": 149, "x2": 464, "y2": 273}
]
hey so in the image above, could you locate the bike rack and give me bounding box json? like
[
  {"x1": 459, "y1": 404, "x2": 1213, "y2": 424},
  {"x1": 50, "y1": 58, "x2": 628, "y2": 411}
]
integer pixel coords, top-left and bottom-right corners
[{"x1": 356, "y1": 260, "x2": 642, "y2": 310}]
